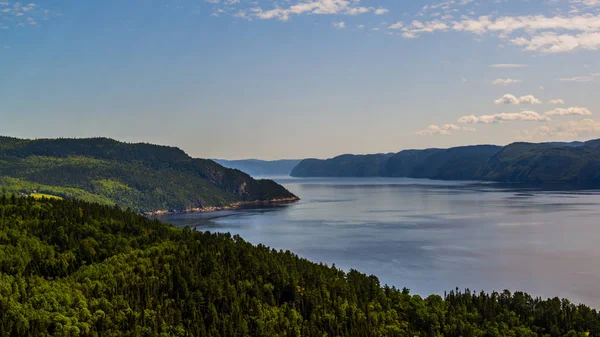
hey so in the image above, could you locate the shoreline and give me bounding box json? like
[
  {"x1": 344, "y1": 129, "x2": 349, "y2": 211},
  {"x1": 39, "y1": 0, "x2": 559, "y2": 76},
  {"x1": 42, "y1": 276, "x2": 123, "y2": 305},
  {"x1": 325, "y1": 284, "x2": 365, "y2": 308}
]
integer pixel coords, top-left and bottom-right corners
[{"x1": 143, "y1": 196, "x2": 300, "y2": 216}]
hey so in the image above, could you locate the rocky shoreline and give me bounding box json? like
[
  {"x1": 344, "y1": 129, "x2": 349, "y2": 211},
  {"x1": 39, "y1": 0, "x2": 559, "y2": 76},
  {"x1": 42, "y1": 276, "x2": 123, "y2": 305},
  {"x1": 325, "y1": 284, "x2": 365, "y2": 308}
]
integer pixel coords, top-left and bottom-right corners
[{"x1": 142, "y1": 196, "x2": 300, "y2": 216}]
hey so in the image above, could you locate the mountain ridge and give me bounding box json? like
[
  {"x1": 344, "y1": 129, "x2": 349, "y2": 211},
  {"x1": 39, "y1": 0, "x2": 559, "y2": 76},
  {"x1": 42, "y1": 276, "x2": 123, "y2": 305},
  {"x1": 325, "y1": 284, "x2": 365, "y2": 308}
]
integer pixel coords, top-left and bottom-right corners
[{"x1": 291, "y1": 139, "x2": 600, "y2": 187}]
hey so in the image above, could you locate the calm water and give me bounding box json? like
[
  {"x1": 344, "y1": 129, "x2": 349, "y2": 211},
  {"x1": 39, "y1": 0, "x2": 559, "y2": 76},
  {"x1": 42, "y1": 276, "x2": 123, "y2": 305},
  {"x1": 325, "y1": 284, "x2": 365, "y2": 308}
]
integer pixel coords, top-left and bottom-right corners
[{"x1": 157, "y1": 177, "x2": 600, "y2": 308}]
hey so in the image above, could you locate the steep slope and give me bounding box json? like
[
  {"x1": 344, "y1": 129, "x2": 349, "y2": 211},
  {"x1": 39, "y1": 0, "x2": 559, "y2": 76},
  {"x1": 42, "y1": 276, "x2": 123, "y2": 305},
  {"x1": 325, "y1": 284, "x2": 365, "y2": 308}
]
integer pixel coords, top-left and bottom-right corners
[
  {"x1": 290, "y1": 140, "x2": 600, "y2": 187},
  {"x1": 291, "y1": 145, "x2": 502, "y2": 180},
  {"x1": 478, "y1": 142, "x2": 600, "y2": 185},
  {"x1": 0, "y1": 137, "x2": 298, "y2": 213},
  {"x1": 214, "y1": 159, "x2": 302, "y2": 177},
  {"x1": 1, "y1": 197, "x2": 599, "y2": 336},
  {"x1": 384, "y1": 148, "x2": 444, "y2": 177},
  {"x1": 291, "y1": 153, "x2": 393, "y2": 177},
  {"x1": 428, "y1": 145, "x2": 502, "y2": 180}
]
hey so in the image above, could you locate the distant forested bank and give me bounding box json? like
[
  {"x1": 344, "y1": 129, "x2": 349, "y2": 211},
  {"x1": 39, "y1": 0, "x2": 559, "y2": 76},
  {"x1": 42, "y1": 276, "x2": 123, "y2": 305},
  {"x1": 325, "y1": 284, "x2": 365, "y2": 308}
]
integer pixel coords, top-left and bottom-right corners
[
  {"x1": 291, "y1": 140, "x2": 600, "y2": 188},
  {"x1": 0, "y1": 195, "x2": 598, "y2": 336}
]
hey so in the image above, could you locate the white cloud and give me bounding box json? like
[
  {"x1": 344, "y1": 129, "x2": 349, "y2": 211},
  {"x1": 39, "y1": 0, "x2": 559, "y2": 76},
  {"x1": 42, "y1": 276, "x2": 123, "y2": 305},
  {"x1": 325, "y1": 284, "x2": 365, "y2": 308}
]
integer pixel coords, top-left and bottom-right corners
[
  {"x1": 455, "y1": 13, "x2": 600, "y2": 53},
  {"x1": 511, "y1": 31, "x2": 600, "y2": 53},
  {"x1": 545, "y1": 107, "x2": 592, "y2": 116},
  {"x1": 398, "y1": 19, "x2": 450, "y2": 37},
  {"x1": 490, "y1": 64, "x2": 528, "y2": 68},
  {"x1": 415, "y1": 123, "x2": 474, "y2": 136},
  {"x1": 332, "y1": 21, "x2": 345, "y2": 29},
  {"x1": 234, "y1": 0, "x2": 385, "y2": 21},
  {"x1": 458, "y1": 111, "x2": 551, "y2": 124},
  {"x1": 494, "y1": 94, "x2": 541, "y2": 105},
  {"x1": 536, "y1": 119, "x2": 600, "y2": 138},
  {"x1": 1, "y1": 1, "x2": 49, "y2": 28},
  {"x1": 492, "y1": 78, "x2": 521, "y2": 85},
  {"x1": 548, "y1": 99, "x2": 565, "y2": 105},
  {"x1": 560, "y1": 76, "x2": 595, "y2": 82},
  {"x1": 386, "y1": 11, "x2": 600, "y2": 53},
  {"x1": 388, "y1": 21, "x2": 403, "y2": 29},
  {"x1": 453, "y1": 14, "x2": 600, "y2": 35}
]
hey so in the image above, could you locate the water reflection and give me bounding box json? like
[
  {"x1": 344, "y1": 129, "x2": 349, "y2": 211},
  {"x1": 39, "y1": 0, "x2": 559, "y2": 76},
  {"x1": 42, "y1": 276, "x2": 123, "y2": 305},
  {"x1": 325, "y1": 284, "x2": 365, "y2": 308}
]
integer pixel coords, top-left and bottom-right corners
[{"x1": 156, "y1": 178, "x2": 600, "y2": 308}]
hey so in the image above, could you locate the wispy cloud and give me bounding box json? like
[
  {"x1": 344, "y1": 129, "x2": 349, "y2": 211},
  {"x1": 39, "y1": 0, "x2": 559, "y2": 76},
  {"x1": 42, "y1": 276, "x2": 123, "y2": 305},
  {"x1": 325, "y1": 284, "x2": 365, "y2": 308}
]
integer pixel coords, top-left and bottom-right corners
[
  {"x1": 545, "y1": 107, "x2": 592, "y2": 116},
  {"x1": 0, "y1": 2, "x2": 52, "y2": 28},
  {"x1": 494, "y1": 94, "x2": 542, "y2": 105},
  {"x1": 385, "y1": 7, "x2": 600, "y2": 53},
  {"x1": 415, "y1": 123, "x2": 474, "y2": 136},
  {"x1": 228, "y1": 0, "x2": 388, "y2": 21},
  {"x1": 458, "y1": 111, "x2": 551, "y2": 124},
  {"x1": 536, "y1": 119, "x2": 600, "y2": 138},
  {"x1": 332, "y1": 20, "x2": 345, "y2": 29},
  {"x1": 560, "y1": 76, "x2": 594, "y2": 82},
  {"x1": 559, "y1": 72, "x2": 600, "y2": 82},
  {"x1": 490, "y1": 64, "x2": 528, "y2": 68},
  {"x1": 492, "y1": 78, "x2": 521, "y2": 85}
]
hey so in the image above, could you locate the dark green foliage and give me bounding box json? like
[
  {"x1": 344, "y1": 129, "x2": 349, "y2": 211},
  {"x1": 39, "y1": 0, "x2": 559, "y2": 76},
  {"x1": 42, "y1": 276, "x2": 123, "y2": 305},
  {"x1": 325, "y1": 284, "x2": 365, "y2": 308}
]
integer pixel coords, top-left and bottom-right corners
[
  {"x1": 291, "y1": 146, "x2": 502, "y2": 180},
  {"x1": 0, "y1": 137, "x2": 297, "y2": 213},
  {"x1": 384, "y1": 149, "x2": 444, "y2": 177},
  {"x1": 1, "y1": 196, "x2": 599, "y2": 336},
  {"x1": 479, "y1": 142, "x2": 600, "y2": 185},
  {"x1": 291, "y1": 140, "x2": 600, "y2": 187},
  {"x1": 291, "y1": 153, "x2": 394, "y2": 177}
]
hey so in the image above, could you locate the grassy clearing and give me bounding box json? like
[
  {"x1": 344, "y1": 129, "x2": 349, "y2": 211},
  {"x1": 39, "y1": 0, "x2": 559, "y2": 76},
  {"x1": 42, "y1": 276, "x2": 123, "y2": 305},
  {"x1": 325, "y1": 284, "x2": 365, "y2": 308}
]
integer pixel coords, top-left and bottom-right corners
[{"x1": 30, "y1": 193, "x2": 63, "y2": 200}]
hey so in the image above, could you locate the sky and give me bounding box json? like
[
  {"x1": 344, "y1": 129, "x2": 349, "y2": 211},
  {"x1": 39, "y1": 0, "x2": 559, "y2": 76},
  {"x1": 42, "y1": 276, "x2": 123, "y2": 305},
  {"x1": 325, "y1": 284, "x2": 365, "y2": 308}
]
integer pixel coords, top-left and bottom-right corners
[{"x1": 1, "y1": 0, "x2": 600, "y2": 159}]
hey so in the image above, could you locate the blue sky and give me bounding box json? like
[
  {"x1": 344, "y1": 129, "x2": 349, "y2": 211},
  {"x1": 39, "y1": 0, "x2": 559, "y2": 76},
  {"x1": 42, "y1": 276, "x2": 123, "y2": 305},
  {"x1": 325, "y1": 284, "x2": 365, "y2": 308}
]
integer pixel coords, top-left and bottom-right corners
[{"x1": 1, "y1": 0, "x2": 600, "y2": 159}]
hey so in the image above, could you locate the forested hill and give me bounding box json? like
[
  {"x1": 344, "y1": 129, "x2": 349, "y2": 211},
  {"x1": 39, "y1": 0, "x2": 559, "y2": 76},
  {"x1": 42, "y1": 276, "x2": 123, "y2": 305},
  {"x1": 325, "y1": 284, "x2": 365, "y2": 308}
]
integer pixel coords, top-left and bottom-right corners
[
  {"x1": 1, "y1": 196, "x2": 599, "y2": 336},
  {"x1": 291, "y1": 140, "x2": 600, "y2": 187},
  {"x1": 0, "y1": 137, "x2": 297, "y2": 213},
  {"x1": 291, "y1": 146, "x2": 501, "y2": 179}
]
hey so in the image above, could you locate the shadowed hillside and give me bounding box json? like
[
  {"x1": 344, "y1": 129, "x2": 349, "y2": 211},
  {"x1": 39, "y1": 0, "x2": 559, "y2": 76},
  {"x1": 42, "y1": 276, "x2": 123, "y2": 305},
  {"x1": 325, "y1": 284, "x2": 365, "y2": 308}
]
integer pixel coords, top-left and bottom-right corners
[{"x1": 291, "y1": 140, "x2": 600, "y2": 187}]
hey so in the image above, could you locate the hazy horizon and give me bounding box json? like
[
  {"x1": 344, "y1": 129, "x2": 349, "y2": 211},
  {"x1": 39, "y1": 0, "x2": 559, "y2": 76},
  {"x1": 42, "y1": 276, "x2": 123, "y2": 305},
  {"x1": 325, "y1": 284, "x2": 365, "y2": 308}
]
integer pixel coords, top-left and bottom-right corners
[{"x1": 1, "y1": 133, "x2": 597, "y2": 161}]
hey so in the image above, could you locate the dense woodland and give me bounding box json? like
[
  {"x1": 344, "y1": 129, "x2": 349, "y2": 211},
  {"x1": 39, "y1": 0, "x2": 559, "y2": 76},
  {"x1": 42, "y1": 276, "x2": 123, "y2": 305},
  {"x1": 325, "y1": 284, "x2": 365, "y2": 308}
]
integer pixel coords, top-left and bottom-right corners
[
  {"x1": 291, "y1": 140, "x2": 600, "y2": 187},
  {"x1": 0, "y1": 196, "x2": 598, "y2": 336},
  {"x1": 0, "y1": 137, "x2": 297, "y2": 213}
]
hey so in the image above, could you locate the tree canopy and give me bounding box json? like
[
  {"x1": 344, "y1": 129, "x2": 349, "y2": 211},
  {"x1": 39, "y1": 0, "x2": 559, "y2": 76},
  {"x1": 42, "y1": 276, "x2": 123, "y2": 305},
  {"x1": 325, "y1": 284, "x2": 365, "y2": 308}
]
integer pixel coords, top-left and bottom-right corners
[{"x1": 0, "y1": 196, "x2": 598, "y2": 336}]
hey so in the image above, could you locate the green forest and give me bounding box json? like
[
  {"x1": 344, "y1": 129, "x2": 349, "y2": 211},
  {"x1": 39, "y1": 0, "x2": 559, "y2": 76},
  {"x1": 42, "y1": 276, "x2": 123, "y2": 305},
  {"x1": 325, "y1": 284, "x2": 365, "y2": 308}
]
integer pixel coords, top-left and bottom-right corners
[
  {"x1": 0, "y1": 196, "x2": 598, "y2": 336},
  {"x1": 0, "y1": 137, "x2": 297, "y2": 213},
  {"x1": 291, "y1": 140, "x2": 600, "y2": 187}
]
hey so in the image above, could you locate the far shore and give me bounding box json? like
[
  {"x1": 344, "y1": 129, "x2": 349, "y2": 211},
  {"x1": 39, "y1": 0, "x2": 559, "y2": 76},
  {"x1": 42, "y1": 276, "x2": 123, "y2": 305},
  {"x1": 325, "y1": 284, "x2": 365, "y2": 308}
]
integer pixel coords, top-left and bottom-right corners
[{"x1": 142, "y1": 196, "x2": 300, "y2": 216}]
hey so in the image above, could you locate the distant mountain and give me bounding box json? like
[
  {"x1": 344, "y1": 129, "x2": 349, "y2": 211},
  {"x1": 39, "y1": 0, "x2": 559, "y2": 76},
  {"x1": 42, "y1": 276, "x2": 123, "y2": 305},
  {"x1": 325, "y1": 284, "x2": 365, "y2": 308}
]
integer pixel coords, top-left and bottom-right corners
[
  {"x1": 544, "y1": 141, "x2": 585, "y2": 147},
  {"x1": 585, "y1": 139, "x2": 600, "y2": 147},
  {"x1": 214, "y1": 159, "x2": 302, "y2": 177},
  {"x1": 291, "y1": 140, "x2": 600, "y2": 187},
  {"x1": 0, "y1": 137, "x2": 298, "y2": 213},
  {"x1": 478, "y1": 142, "x2": 600, "y2": 185},
  {"x1": 290, "y1": 153, "x2": 394, "y2": 177},
  {"x1": 291, "y1": 146, "x2": 501, "y2": 180}
]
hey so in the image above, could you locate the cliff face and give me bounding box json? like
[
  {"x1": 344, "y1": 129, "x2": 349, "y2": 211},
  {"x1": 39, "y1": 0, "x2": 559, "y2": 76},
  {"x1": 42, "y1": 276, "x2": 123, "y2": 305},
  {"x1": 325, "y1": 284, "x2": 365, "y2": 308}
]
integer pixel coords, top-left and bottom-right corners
[{"x1": 0, "y1": 137, "x2": 298, "y2": 213}]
